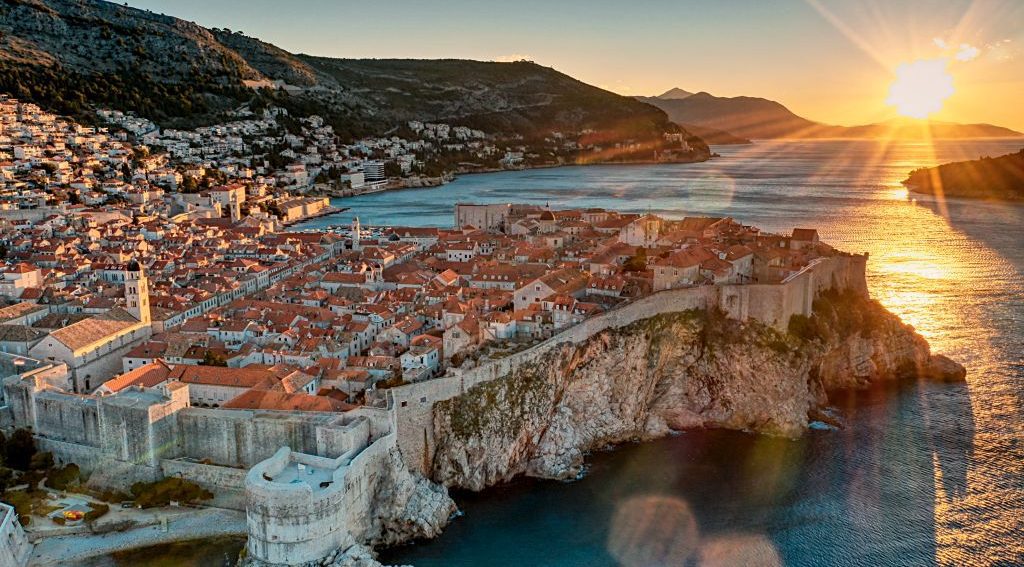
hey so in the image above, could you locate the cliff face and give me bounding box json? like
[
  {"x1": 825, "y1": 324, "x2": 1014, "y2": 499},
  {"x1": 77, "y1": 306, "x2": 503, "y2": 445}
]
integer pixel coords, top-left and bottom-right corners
[
  {"x1": 367, "y1": 448, "x2": 456, "y2": 547},
  {"x1": 430, "y1": 293, "x2": 963, "y2": 490}
]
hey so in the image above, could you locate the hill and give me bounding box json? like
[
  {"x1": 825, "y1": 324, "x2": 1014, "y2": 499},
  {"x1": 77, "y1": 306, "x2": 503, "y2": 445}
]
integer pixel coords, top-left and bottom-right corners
[
  {"x1": 656, "y1": 87, "x2": 694, "y2": 100},
  {"x1": 903, "y1": 149, "x2": 1024, "y2": 201},
  {"x1": 638, "y1": 92, "x2": 821, "y2": 139},
  {"x1": 640, "y1": 91, "x2": 1022, "y2": 140},
  {"x1": 676, "y1": 123, "x2": 751, "y2": 145},
  {"x1": 0, "y1": 0, "x2": 708, "y2": 160}
]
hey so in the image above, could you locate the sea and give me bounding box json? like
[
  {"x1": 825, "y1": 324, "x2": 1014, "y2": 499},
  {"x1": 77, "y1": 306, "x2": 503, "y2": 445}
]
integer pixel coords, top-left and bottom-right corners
[{"x1": 120, "y1": 139, "x2": 1024, "y2": 566}]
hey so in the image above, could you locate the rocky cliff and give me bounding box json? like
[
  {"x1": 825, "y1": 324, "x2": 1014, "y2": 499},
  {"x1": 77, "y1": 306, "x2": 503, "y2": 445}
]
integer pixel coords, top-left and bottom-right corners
[
  {"x1": 430, "y1": 291, "x2": 964, "y2": 490},
  {"x1": 367, "y1": 448, "x2": 456, "y2": 548}
]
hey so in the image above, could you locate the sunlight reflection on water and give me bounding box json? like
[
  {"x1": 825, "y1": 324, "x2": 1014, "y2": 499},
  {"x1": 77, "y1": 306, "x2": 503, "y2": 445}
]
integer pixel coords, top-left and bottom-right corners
[{"x1": 301, "y1": 139, "x2": 1024, "y2": 566}]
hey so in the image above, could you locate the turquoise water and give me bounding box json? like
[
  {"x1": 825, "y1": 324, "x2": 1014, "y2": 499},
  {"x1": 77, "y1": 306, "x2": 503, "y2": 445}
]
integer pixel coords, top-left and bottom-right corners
[{"x1": 302, "y1": 138, "x2": 1024, "y2": 566}]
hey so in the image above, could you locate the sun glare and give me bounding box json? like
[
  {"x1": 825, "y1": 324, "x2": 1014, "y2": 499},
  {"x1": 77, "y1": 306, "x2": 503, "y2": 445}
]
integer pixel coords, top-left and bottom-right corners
[{"x1": 885, "y1": 59, "x2": 954, "y2": 119}]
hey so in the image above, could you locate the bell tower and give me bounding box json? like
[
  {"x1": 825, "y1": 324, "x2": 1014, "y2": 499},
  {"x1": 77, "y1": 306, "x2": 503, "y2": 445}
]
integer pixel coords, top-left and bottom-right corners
[
  {"x1": 125, "y1": 259, "x2": 151, "y2": 325},
  {"x1": 351, "y1": 216, "x2": 362, "y2": 251}
]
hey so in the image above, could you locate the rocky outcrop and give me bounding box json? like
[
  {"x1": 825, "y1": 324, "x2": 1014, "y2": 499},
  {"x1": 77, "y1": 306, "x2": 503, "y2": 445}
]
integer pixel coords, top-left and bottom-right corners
[
  {"x1": 367, "y1": 449, "x2": 456, "y2": 548},
  {"x1": 430, "y1": 291, "x2": 964, "y2": 490}
]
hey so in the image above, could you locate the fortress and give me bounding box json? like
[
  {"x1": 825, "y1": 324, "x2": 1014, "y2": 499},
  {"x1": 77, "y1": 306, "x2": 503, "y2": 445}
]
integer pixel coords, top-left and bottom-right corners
[{"x1": 0, "y1": 254, "x2": 866, "y2": 565}]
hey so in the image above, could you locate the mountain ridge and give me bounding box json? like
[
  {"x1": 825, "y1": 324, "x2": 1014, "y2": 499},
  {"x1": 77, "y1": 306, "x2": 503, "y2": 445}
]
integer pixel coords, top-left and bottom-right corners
[
  {"x1": 0, "y1": 0, "x2": 708, "y2": 159},
  {"x1": 640, "y1": 89, "x2": 1022, "y2": 140}
]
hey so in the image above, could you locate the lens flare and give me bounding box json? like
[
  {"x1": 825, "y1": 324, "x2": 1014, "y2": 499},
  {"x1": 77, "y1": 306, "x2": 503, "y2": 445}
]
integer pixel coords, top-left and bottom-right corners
[{"x1": 886, "y1": 59, "x2": 954, "y2": 119}]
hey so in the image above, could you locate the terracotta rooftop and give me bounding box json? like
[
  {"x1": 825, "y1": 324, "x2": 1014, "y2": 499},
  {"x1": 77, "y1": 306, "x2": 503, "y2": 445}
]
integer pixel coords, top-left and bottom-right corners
[{"x1": 222, "y1": 390, "x2": 353, "y2": 412}]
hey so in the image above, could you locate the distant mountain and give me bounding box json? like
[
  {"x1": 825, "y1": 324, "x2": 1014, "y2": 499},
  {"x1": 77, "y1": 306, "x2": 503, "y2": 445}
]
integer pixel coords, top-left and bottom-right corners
[
  {"x1": 838, "y1": 119, "x2": 1023, "y2": 140},
  {"x1": 656, "y1": 87, "x2": 694, "y2": 100},
  {"x1": 639, "y1": 91, "x2": 1023, "y2": 140},
  {"x1": 903, "y1": 149, "x2": 1024, "y2": 201},
  {"x1": 676, "y1": 123, "x2": 751, "y2": 145},
  {"x1": 0, "y1": 0, "x2": 709, "y2": 160},
  {"x1": 638, "y1": 92, "x2": 820, "y2": 139}
]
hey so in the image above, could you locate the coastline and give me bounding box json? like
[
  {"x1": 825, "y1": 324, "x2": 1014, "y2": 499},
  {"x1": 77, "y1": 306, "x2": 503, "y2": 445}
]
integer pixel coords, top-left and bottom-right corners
[
  {"x1": 280, "y1": 205, "x2": 350, "y2": 227},
  {"x1": 288, "y1": 153, "x2": 719, "y2": 229}
]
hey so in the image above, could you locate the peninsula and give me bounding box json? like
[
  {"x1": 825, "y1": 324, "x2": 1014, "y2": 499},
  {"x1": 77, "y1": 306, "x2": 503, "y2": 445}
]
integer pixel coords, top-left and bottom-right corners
[
  {"x1": 903, "y1": 148, "x2": 1024, "y2": 201},
  {"x1": 0, "y1": 185, "x2": 963, "y2": 566}
]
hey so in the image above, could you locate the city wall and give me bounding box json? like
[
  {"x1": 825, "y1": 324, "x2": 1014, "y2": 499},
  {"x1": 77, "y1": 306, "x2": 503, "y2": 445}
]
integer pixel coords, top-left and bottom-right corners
[
  {"x1": 389, "y1": 254, "x2": 867, "y2": 475},
  {"x1": 244, "y1": 431, "x2": 396, "y2": 564},
  {"x1": 1, "y1": 369, "x2": 390, "y2": 494},
  {"x1": 160, "y1": 458, "x2": 249, "y2": 509}
]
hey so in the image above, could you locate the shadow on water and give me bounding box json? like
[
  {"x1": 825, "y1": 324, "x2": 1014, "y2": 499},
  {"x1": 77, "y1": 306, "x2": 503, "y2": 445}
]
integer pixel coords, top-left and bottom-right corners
[
  {"x1": 915, "y1": 196, "x2": 1024, "y2": 268},
  {"x1": 381, "y1": 380, "x2": 978, "y2": 567}
]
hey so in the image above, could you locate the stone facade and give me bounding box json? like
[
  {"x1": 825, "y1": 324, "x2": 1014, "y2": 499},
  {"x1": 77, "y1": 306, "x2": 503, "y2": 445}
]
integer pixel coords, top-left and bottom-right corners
[{"x1": 0, "y1": 503, "x2": 30, "y2": 567}]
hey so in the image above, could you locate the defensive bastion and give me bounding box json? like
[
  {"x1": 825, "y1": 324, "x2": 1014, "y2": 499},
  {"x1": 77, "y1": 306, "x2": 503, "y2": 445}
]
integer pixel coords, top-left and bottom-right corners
[{"x1": 0, "y1": 254, "x2": 865, "y2": 566}]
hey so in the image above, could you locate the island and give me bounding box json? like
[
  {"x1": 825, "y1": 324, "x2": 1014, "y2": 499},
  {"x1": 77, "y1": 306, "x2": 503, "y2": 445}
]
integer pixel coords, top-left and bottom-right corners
[{"x1": 903, "y1": 149, "x2": 1024, "y2": 201}]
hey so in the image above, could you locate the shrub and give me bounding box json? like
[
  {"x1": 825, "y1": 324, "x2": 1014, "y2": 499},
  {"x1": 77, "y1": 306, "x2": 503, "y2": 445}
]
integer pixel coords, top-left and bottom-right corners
[
  {"x1": 5, "y1": 429, "x2": 36, "y2": 471},
  {"x1": 45, "y1": 464, "x2": 81, "y2": 491},
  {"x1": 85, "y1": 503, "x2": 110, "y2": 522},
  {"x1": 30, "y1": 452, "x2": 54, "y2": 472},
  {"x1": 788, "y1": 314, "x2": 825, "y2": 342},
  {"x1": 15, "y1": 469, "x2": 44, "y2": 490},
  {"x1": 0, "y1": 467, "x2": 13, "y2": 495},
  {"x1": 96, "y1": 490, "x2": 131, "y2": 504},
  {"x1": 130, "y1": 478, "x2": 213, "y2": 509}
]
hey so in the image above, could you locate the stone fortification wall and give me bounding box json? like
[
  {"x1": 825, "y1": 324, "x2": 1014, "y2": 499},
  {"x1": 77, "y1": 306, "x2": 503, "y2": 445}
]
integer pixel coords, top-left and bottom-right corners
[
  {"x1": 161, "y1": 459, "x2": 249, "y2": 510},
  {"x1": 391, "y1": 255, "x2": 867, "y2": 474},
  {"x1": 245, "y1": 447, "x2": 361, "y2": 565},
  {"x1": 176, "y1": 408, "x2": 375, "y2": 468},
  {"x1": 32, "y1": 391, "x2": 100, "y2": 446},
  {"x1": 243, "y1": 431, "x2": 400, "y2": 566}
]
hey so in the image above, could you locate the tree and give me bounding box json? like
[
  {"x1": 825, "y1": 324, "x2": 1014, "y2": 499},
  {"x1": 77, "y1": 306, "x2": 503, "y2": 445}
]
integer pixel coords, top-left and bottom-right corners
[
  {"x1": 201, "y1": 351, "x2": 228, "y2": 367},
  {"x1": 5, "y1": 429, "x2": 36, "y2": 471},
  {"x1": 0, "y1": 467, "x2": 12, "y2": 495},
  {"x1": 383, "y1": 161, "x2": 403, "y2": 178},
  {"x1": 130, "y1": 477, "x2": 213, "y2": 508},
  {"x1": 45, "y1": 463, "x2": 80, "y2": 491},
  {"x1": 29, "y1": 451, "x2": 54, "y2": 472},
  {"x1": 623, "y1": 249, "x2": 648, "y2": 272}
]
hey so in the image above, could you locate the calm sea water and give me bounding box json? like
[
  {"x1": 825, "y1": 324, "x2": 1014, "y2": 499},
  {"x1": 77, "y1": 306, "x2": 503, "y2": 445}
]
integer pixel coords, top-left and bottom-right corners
[{"x1": 294, "y1": 139, "x2": 1022, "y2": 567}]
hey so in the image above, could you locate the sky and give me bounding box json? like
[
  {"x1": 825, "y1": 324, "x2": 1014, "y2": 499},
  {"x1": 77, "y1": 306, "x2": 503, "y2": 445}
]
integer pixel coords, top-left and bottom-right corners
[{"x1": 124, "y1": 0, "x2": 1024, "y2": 130}]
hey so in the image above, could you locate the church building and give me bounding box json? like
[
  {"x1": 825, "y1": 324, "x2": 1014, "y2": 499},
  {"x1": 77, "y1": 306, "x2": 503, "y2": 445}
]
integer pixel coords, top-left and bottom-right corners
[{"x1": 28, "y1": 260, "x2": 154, "y2": 392}]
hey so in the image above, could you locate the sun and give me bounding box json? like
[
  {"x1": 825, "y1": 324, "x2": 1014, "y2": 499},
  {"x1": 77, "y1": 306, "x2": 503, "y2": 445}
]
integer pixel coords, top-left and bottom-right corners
[{"x1": 885, "y1": 59, "x2": 954, "y2": 119}]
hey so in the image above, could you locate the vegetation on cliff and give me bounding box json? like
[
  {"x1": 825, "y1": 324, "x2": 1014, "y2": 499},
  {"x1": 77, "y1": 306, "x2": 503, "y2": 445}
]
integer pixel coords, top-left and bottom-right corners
[
  {"x1": 430, "y1": 292, "x2": 963, "y2": 490},
  {"x1": 902, "y1": 149, "x2": 1024, "y2": 201},
  {"x1": 787, "y1": 289, "x2": 887, "y2": 342}
]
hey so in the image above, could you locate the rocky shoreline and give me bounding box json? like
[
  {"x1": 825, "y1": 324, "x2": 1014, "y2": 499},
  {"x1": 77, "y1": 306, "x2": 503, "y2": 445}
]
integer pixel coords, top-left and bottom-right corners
[{"x1": 425, "y1": 290, "x2": 963, "y2": 490}]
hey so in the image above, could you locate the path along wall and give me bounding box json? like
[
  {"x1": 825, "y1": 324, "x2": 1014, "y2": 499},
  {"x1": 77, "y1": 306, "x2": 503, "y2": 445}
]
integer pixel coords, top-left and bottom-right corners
[{"x1": 389, "y1": 255, "x2": 867, "y2": 475}]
